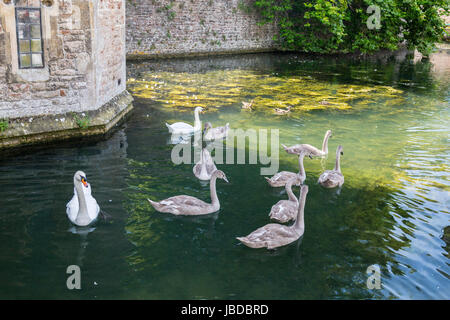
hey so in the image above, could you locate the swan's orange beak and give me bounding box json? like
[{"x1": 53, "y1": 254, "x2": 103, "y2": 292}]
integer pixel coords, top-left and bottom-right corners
[{"x1": 81, "y1": 178, "x2": 88, "y2": 188}]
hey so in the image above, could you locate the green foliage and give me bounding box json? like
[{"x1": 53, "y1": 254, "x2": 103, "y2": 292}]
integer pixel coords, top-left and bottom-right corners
[
  {"x1": 167, "y1": 10, "x2": 176, "y2": 20},
  {"x1": 0, "y1": 119, "x2": 9, "y2": 133},
  {"x1": 73, "y1": 114, "x2": 90, "y2": 130},
  {"x1": 250, "y1": 0, "x2": 449, "y2": 55},
  {"x1": 163, "y1": 3, "x2": 174, "y2": 11}
]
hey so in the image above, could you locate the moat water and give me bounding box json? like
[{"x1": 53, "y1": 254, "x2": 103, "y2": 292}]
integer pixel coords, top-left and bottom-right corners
[{"x1": 0, "y1": 52, "x2": 448, "y2": 299}]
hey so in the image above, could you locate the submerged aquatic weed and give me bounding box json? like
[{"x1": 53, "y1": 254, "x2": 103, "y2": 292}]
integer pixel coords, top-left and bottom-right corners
[{"x1": 127, "y1": 69, "x2": 405, "y2": 115}]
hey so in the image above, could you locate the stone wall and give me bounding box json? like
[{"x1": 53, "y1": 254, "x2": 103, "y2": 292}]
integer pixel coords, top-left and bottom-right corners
[
  {"x1": 96, "y1": 0, "x2": 127, "y2": 107},
  {"x1": 126, "y1": 0, "x2": 278, "y2": 59},
  {"x1": 0, "y1": 0, "x2": 127, "y2": 119}
]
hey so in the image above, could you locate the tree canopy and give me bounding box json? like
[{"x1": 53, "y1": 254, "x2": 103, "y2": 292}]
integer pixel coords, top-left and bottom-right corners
[{"x1": 250, "y1": 0, "x2": 450, "y2": 55}]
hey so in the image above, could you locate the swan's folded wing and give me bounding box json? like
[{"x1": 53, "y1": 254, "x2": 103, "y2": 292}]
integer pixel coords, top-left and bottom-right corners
[
  {"x1": 84, "y1": 193, "x2": 100, "y2": 221},
  {"x1": 274, "y1": 171, "x2": 296, "y2": 182},
  {"x1": 318, "y1": 170, "x2": 331, "y2": 183},
  {"x1": 66, "y1": 194, "x2": 78, "y2": 222},
  {"x1": 170, "y1": 195, "x2": 209, "y2": 208},
  {"x1": 285, "y1": 143, "x2": 321, "y2": 155},
  {"x1": 270, "y1": 201, "x2": 296, "y2": 222},
  {"x1": 155, "y1": 195, "x2": 212, "y2": 215},
  {"x1": 167, "y1": 122, "x2": 194, "y2": 134},
  {"x1": 319, "y1": 170, "x2": 342, "y2": 183}
]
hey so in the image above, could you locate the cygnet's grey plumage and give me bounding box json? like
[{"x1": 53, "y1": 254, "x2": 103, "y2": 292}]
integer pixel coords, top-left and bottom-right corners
[
  {"x1": 318, "y1": 145, "x2": 344, "y2": 188},
  {"x1": 203, "y1": 122, "x2": 230, "y2": 141},
  {"x1": 148, "y1": 170, "x2": 229, "y2": 216},
  {"x1": 193, "y1": 148, "x2": 217, "y2": 180},
  {"x1": 265, "y1": 150, "x2": 312, "y2": 187},
  {"x1": 269, "y1": 176, "x2": 301, "y2": 223},
  {"x1": 237, "y1": 185, "x2": 309, "y2": 249},
  {"x1": 282, "y1": 130, "x2": 332, "y2": 157}
]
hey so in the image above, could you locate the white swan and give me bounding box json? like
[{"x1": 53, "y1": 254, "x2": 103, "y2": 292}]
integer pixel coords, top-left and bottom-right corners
[
  {"x1": 193, "y1": 148, "x2": 217, "y2": 180},
  {"x1": 282, "y1": 130, "x2": 332, "y2": 157},
  {"x1": 148, "y1": 170, "x2": 229, "y2": 216},
  {"x1": 318, "y1": 145, "x2": 344, "y2": 188},
  {"x1": 166, "y1": 106, "x2": 203, "y2": 135},
  {"x1": 237, "y1": 185, "x2": 309, "y2": 249},
  {"x1": 66, "y1": 171, "x2": 100, "y2": 227}
]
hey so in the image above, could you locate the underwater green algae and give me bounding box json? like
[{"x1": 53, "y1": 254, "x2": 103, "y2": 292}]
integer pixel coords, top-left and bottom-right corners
[{"x1": 127, "y1": 69, "x2": 406, "y2": 115}]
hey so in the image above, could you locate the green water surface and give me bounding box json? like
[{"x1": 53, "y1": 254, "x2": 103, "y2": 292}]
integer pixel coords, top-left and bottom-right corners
[{"x1": 0, "y1": 53, "x2": 448, "y2": 299}]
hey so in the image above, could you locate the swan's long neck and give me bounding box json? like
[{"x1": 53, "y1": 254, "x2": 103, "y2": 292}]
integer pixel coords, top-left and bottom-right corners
[
  {"x1": 210, "y1": 174, "x2": 219, "y2": 207},
  {"x1": 293, "y1": 189, "x2": 307, "y2": 231},
  {"x1": 322, "y1": 132, "x2": 331, "y2": 154},
  {"x1": 297, "y1": 154, "x2": 306, "y2": 178},
  {"x1": 199, "y1": 149, "x2": 208, "y2": 175},
  {"x1": 286, "y1": 180, "x2": 297, "y2": 202},
  {"x1": 74, "y1": 180, "x2": 90, "y2": 225},
  {"x1": 194, "y1": 109, "x2": 201, "y2": 130},
  {"x1": 334, "y1": 149, "x2": 342, "y2": 172}
]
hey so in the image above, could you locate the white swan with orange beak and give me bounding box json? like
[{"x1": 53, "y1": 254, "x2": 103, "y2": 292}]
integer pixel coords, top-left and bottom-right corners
[{"x1": 66, "y1": 171, "x2": 100, "y2": 226}]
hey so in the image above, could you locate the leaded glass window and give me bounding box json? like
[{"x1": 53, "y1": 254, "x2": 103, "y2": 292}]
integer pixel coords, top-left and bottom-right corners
[{"x1": 15, "y1": 6, "x2": 44, "y2": 68}]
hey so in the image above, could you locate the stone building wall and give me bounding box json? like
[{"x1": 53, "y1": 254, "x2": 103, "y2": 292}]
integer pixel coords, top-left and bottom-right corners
[
  {"x1": 0, "y1": 0, "x2": 127, "y2": 119},
  {"x1": 0, "y1": 0, "x2": 132, "y2": 149},
  {"x1": 95, "y1": 0, "x2": 126, "y2": 107},
  {"x1": 126, "y1": 0, "x2": 278, "y2": 59}
]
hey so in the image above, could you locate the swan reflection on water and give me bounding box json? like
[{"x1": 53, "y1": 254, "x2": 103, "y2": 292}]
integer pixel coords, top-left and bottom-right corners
[
  {"x1": 168, "y1": 133, "x2": 192, "y2": 145},
  {"x1": 68, "y1": 225, "x2": 96, "y2": 267}
]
